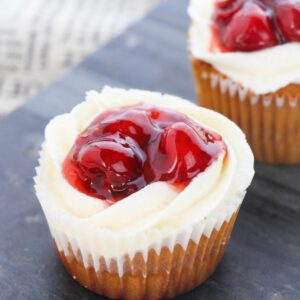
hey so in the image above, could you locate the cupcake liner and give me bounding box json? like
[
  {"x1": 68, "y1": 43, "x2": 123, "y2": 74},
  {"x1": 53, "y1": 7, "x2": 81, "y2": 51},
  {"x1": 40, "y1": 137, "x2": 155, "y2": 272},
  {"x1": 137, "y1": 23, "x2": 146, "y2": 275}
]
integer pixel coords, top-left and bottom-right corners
[
  {"x1": 55, "y1": 209, "x2": 239, "y2": 300},
  {"x1": 192, "y1": 59, "x2": 300, "y2": 164},
  {"x1": 35, "y1": 157, "x2": 245, "y2": 299}
]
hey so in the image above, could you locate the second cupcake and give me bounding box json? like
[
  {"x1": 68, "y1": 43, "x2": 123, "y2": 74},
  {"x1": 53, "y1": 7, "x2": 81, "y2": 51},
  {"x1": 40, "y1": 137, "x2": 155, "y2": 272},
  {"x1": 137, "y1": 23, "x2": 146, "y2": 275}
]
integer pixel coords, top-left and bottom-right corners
[{"x1": 188, "y1": 0, "x2": 300, "y2": 164}]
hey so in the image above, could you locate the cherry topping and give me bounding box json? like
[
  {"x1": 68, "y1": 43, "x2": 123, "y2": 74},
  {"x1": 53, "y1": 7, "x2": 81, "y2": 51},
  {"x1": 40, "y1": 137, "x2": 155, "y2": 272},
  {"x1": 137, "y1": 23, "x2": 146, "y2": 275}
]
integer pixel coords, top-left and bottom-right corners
[
  {"x1": 222, "y1": 2, "x2": 278, "y2": 51},
  {"x1": 213, "y1": 0, "x2": 300, "y2": 52},
  {"x1": 276, "y1": 1, "x2": 300, "y2": 42},
  {"x1": 216, "y1": 0, "x2": 237, "y2": 9},
  {"x1": 77, "y1": 136, "x2": 145, "y2": 201},
  {"x1": 160, "y1": 123, "x2": 215, "y2": 183},
  {"x1": 62, "y1": 104, "x2": 226, "y2": 204},
  {"x1": 215, "y1": 0, "x2": 244, "y2": 21}
]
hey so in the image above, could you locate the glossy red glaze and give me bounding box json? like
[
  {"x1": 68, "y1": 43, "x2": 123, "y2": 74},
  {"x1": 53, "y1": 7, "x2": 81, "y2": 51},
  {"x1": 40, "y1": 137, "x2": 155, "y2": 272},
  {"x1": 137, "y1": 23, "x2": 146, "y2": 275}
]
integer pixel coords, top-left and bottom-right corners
[
  {"x1": 62, "y1": 104, "x2": 226, "y2": 204},
  {"x1": 214, "y1": 0, "x2": 300, "y2": 52},
  {"x1": 276, "y1": 1, "x2": 300, "y2": 42}
]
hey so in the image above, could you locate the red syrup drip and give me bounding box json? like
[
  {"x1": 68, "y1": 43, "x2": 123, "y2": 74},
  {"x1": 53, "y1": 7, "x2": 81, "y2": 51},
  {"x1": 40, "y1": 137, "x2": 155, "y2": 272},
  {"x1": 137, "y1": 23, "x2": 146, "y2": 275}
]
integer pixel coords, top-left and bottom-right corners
[
  {"x1": 62, "y1": 104, "x2": 226, "y2": 204},
  {"x1": 213, "y1": 0, "x2": 300, "y2": 52}
]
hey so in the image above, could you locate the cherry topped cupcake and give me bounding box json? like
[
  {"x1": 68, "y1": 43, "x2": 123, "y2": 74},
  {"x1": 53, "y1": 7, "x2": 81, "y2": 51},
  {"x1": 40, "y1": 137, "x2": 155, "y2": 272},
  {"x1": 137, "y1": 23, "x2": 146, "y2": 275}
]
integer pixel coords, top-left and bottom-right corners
[
  {"x1": 35, "y1": 87, "x2": 254, "y2": 299},
  {"x1": 189, "y1": 0, "x2": 300, "y2": 163}
]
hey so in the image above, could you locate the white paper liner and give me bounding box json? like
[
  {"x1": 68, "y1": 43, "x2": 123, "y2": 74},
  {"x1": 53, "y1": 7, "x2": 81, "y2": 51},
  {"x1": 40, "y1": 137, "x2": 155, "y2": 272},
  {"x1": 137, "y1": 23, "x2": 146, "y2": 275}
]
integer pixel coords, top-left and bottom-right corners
[
  {"x1": 35, "y1": 158, "x2": 245, "y2": 276},
  {"x1": 200, "y1": 68, "x2": 300, "y2": 109}
]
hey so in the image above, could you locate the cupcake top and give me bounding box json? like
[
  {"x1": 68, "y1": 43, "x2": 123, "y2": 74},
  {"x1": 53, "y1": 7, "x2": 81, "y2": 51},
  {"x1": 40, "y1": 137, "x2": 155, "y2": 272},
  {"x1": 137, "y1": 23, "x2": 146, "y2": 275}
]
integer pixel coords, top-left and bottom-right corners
[
  {"x1": 188, "y1": 0, "x2": 300, "y2": 94},
  {"x1": 62, "y1": 103, "x2": 227, "y2": 204},
  {"x1": 35, "y1": 87, "x2": 254, "y2": 259}
]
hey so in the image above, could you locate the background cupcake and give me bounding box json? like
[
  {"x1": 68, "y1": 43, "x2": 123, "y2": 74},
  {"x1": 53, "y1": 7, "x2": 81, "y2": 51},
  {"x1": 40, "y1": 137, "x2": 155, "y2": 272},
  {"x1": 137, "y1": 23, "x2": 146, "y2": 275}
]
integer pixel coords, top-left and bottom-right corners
[
  {"x1": 35, "y1": 87, "x2": 254, "y2": 299},
  {"x1": 188, "y1": 0, "x2": 300, "y2": 164}
]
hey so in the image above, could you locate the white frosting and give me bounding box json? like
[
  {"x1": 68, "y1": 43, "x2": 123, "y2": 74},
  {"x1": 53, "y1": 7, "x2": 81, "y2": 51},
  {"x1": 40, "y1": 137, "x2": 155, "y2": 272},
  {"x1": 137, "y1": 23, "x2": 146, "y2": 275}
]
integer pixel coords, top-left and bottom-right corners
[
  {"x1": 188, "y1": 0, "x2": 300, "y2": 94},
  {"x1": 35, "y1": 86, "x2": 254, "y2": 264}
]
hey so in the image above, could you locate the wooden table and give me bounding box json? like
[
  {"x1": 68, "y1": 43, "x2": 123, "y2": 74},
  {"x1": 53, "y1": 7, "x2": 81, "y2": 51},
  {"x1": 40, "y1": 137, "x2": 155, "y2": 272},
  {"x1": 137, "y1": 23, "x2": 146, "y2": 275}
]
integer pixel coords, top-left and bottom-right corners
[{"x1": 0, "y1": 0, "x2": 299, "y2": 299}]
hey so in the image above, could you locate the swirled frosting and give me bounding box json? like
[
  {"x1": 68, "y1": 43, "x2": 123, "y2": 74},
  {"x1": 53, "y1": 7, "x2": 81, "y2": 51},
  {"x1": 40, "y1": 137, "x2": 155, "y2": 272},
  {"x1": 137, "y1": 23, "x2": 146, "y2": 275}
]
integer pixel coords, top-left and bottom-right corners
[
  {"x1": 188, "y1": 0, "x2": 300, "y2": 94},
  {"x1": 35, "y1": 87, "x2": 254, "y2": 260}
]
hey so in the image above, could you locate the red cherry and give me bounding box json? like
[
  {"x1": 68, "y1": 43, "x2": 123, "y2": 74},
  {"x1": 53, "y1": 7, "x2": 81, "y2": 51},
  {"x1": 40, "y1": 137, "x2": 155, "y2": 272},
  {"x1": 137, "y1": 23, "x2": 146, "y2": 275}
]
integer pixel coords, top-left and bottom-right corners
[
  {"x1": 222, "y1": 2, "x2": 278, "y2": 51},
  {"x1": 161, "y1": 123, "x2": 212, "y2": 183},
  {"x1": 215, "y1": 0, "x2": 244, "y2": 22},
  {"x1": 216, "y1": 0, "x2": 239, "y2": 9},
  {"x1": 102, "y1": 110, "x2": 155, "y2": 145},
  {"x1": 77, "y1": 136, "x2": 145, "y2": 200},
  {"x1": 276, "y1": 1, "x2": 300, "y2": 42},
  {"x1": 79, "y1": 139, "x2": 141, "y2": 175}
]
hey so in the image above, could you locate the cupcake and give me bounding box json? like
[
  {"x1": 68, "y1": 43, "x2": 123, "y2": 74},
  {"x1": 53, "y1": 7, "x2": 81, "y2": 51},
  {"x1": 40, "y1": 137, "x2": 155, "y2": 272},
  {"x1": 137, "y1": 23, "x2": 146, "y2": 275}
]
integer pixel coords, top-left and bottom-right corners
[
  {"x1": 188, "y1": 0, "x2": 300, "y2": 164},
  {"x1": 35, "y1": 87, "x2": 254, "y2": 299}
]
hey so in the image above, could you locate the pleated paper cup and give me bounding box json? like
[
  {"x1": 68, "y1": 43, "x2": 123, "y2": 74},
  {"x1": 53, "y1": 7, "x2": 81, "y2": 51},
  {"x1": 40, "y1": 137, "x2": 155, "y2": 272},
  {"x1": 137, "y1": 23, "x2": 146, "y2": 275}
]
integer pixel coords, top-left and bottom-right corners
[
  {"x1": 35, "y1": 161, "x2": 244, "y2": 300},
  {"x1": 55, "y1": 209, "x2": 239, "y2": 300},
  {"x1": 192, "y1": 59, "x2": 300, "y2": 164},
  {"x1": 54, "y1": 211, "x2": 237, "y2": 299}
]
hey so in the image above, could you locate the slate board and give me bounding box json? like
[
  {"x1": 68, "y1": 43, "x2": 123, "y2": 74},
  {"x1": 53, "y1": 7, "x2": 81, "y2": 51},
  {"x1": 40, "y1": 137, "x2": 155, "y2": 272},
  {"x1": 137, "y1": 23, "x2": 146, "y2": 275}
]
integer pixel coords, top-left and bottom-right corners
[{"x1": 0, "y1": 0, "x2": 299, "y2": 299}]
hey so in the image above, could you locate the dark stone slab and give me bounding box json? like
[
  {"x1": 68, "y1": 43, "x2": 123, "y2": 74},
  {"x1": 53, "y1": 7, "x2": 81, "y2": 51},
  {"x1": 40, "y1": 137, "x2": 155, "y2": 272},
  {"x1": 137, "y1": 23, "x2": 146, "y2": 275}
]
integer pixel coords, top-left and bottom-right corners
[{"x1": 0, "y1": 0, "x2": 299, "y2": 299}]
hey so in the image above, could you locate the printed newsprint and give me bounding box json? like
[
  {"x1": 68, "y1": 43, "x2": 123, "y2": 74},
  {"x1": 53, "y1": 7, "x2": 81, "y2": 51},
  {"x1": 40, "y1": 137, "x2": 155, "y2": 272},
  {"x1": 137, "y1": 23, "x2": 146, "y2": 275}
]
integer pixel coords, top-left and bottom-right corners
[{"x1": 0, "y1": 0, "x2": 159, "y2": 115}]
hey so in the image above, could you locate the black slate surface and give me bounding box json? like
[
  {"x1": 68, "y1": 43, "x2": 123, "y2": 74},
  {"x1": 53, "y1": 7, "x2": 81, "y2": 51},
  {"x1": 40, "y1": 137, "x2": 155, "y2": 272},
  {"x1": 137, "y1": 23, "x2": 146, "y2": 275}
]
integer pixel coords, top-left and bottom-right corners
[{"x1": 0, "y1": 0, "x2": 300, "y2": 299}]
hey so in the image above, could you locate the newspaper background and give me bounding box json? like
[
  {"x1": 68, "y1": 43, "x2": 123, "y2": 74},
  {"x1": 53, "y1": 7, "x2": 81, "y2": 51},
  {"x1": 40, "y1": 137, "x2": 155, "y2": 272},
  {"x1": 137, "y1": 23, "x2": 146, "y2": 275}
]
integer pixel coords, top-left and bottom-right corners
[{"x1": 0, "y1": 0, "x2": 160, "y2": 115}]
